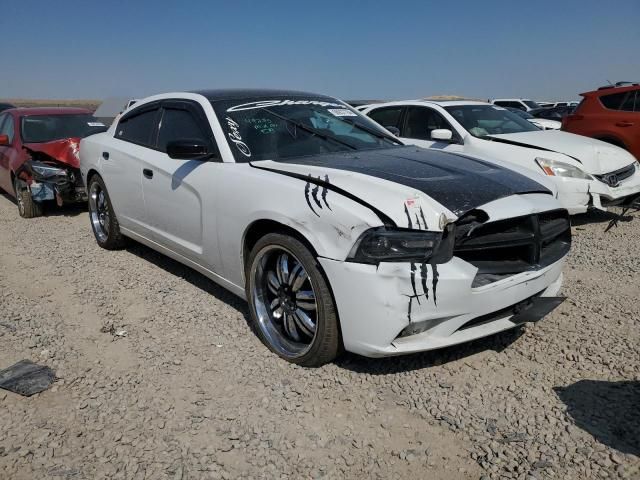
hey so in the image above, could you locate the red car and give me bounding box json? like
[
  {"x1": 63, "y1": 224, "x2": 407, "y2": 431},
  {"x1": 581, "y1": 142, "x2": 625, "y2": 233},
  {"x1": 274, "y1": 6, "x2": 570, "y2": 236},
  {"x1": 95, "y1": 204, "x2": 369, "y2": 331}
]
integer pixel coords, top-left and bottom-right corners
[
  {"x1": 562, "y1": 83, "x2": 640, "y2": 160},
  {"x1": 0, "y1": 107, "x2": 106, "y2": 217}
]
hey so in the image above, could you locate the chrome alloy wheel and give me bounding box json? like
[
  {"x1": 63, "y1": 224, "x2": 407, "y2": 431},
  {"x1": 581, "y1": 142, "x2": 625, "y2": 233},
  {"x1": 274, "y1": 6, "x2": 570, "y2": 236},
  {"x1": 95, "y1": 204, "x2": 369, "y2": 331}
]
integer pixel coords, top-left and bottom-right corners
[
  {"x1": 15, "y1": 180, "x2": 26, "y2": 216},
  {"x1": 252, "y1": 246, "x2": 318, "y2": 357},
  {"x1": 89, "y1": 181, "x2": 110, "y2": 243}
]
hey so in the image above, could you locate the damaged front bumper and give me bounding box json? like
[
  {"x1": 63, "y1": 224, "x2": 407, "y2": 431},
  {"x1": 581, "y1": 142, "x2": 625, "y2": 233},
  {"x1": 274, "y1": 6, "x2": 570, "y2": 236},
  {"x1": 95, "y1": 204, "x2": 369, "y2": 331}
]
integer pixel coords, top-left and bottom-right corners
[
  {"x1": 319, "y1": 256, "x2": 565, "y2": 357},
  {"x1": 17, "y1": 160, "x2": 87, "y2": 205},
  {"x1": 554, "y1": 165, "x2": 640, "y2": 214}
]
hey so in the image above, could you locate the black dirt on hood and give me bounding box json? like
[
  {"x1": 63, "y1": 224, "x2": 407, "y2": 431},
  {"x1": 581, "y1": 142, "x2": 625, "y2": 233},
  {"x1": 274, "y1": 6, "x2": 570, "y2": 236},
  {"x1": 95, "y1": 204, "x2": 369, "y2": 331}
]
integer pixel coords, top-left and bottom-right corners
[{"x1": 275, "y1": 146, "x2": 551, "y2": 216}]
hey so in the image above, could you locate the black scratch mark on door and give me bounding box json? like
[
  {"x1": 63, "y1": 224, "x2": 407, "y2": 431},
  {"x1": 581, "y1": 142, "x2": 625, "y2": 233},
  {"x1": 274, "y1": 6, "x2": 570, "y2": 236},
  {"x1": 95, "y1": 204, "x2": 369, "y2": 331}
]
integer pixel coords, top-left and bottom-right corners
[
  {"x1": 430, "y1": 263, "x2": 439, "y2": 306},
  {"x1": 311, "y1": 183, "x2": 323, "y2": 209},
  {"x1": 404, "y1": 204, "x2": 413, "y2": 229},
  {"x1": 420, "y1": 262, "x2": 429, "y2": 301},
  {"x1": 304, "y1": 179, "x2": 320, "y2": 217},
  {"x1": 410, "y1": 262, "x2": 420, "y2": 304},
  {"x1": 407, "y1": 296, "x2": 413, "y2": 322},
  {"x1": 419, "y1": 207, "x2": 428, "y2": 229},
  {"x1": 415, "y1": 213, "x2": 422, "y2": 230},
  {"x1": 321, "y1": 175, "x2": 332, "y2": 210}
]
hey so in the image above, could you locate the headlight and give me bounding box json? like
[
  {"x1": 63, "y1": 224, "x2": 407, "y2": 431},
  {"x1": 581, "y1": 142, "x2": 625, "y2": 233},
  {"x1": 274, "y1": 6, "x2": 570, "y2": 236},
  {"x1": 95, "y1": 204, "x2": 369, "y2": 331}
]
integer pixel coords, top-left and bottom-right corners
[
  {"x1": 30, "y1": 161, "x2": 67, "y2": 178},
  {"x1": 347, "y1": 228, "x2": 442, "y2": 264},
  {"x1": 535, "y1": 157, "x2": 593, "y2": 180}
]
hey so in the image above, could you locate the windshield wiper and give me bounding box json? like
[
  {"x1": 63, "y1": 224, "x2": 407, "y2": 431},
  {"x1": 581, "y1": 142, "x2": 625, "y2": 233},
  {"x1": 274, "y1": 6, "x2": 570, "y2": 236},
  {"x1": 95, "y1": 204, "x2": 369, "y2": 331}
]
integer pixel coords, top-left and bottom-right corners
[
  {"x1": 334, "y1": 116, "x2": 403, "y2": 145},
  {"x1": 260, "y1": 108, "x2": 358, "y2": 151}
]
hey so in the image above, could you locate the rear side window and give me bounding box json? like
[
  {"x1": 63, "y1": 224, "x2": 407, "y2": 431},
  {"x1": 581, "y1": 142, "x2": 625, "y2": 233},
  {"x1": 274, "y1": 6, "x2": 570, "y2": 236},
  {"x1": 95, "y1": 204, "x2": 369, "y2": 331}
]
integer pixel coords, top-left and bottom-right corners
[
  {"x1": 368, "y1": 107, "x2": 403, "y2": 129},
  {"x1": 157, "y1": 108, "x2": 210, "y2": 153},
  {"x1": 600, "y1": 92, "x2": 628, "y2": 110},
  {"x1": 0, "y1": 114, "x2": 14, "y2": 142},
  {"x1": 116, "y1": 108, "x2": 159, "y2": 146}
]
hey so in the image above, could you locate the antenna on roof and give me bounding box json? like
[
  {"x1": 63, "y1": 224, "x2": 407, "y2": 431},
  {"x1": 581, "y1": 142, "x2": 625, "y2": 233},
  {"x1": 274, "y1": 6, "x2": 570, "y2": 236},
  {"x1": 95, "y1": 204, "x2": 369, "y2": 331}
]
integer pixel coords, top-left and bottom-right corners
[{"x1": 605, "y1": 79, "x2": 613, "y2": 86}]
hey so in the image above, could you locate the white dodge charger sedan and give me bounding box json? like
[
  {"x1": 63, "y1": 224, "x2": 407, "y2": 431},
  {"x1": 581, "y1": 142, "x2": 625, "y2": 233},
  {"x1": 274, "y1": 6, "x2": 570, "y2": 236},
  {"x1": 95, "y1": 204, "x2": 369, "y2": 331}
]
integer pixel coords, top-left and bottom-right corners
[
  {"x1": 80, "y1": 90, "x2": 570, "y2": 366},
  {"x1": 362, "y1": 100, "x2": 640, "y2": 214}
]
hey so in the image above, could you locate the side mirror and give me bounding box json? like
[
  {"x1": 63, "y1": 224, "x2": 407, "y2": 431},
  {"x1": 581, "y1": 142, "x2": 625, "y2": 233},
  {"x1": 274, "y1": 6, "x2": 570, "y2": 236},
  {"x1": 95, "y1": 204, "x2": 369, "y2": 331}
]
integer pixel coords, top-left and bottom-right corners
[
  {"x1": 385, "y1": 126, "x2": 401, "y2": 136},
  {"x1": 431, "y1": 129, "x2": 453, "y2": 142},
  {"x1": 0, "y1": 134, "x2": 9, "y2": 146},
  {"x1": 166, "y1": 139, "x2": 210, "y2": 159}
]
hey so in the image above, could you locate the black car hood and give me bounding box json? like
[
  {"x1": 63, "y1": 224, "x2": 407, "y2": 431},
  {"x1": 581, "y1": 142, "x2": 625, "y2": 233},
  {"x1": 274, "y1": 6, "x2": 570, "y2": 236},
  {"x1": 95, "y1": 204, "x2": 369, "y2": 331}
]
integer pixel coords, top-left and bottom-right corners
[{"x1": 257, "y1": 146, "x2": 550, "y2": 218}]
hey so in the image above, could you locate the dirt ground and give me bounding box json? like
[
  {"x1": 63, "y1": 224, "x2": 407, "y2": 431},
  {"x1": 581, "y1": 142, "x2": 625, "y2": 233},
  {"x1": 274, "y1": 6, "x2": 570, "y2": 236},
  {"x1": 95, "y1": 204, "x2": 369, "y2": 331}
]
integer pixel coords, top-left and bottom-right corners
[{"x1": 0, "y1": 193, "x2": 638, "y2": 480}]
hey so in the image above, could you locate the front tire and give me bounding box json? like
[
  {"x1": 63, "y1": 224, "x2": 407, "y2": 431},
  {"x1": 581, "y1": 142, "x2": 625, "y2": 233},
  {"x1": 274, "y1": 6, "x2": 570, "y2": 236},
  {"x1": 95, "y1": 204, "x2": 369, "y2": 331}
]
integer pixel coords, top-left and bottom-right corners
[
  {"x1": 246, "y1": 233, "x2": 340, "y2": 367},
  {"x1": 87, "y1": 175, "x2": 125, "y2": 250},
  {"x1": 14, "y1": 177, "x2": 43, "y2": 219}
]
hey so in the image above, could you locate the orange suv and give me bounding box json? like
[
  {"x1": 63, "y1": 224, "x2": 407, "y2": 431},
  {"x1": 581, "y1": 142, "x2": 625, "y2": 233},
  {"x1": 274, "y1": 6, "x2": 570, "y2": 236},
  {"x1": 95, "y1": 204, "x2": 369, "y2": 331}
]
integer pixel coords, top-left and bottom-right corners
[{"x1": 562, "y1": 83, "x2": 640, "y2": 160}]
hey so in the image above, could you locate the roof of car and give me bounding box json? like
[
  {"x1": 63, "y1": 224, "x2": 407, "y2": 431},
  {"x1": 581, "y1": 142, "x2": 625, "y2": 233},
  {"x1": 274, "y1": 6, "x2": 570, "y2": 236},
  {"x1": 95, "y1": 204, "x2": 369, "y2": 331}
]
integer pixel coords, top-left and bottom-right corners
[
  {"x1": 492, "y1": 98, "x2": 533, "y2": 102},
  {"x1": 583, "y1": 83, "x2": 640, "y2": 96},
  {"x1": 367, "y1": 99, "x2": 490, "y2": 108},
  {"x1": 193, "y1": 89, "x2": 334, "y2": 101},
  {"x1": 5, "y1": 107, "x2": 93, "y2": 116}
]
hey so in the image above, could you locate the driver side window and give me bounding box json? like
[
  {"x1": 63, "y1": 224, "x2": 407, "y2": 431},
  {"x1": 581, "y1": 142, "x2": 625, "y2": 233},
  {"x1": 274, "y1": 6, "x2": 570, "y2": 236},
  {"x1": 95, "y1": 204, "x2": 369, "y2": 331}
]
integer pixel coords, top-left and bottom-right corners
[
  {"x1": 157, "y1": 107, "x2": 210, "y2": 153},
  {"x1": 402, "y1": 107, "x2": 458, "y2": 142}
]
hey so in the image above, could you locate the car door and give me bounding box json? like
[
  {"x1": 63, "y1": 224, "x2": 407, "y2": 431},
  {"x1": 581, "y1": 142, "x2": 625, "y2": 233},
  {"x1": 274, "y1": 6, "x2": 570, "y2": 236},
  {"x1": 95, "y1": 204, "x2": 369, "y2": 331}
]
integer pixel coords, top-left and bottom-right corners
[
  {"x1": 0, "y1": 113, "x2": 16, "y2": 192},
  {"x1": 599, "y1": 90, "x2": 639, "y2": 148},
  {"x1": 139, "y1": 99, "x2": 222, "y2": 272},
  {"x1": 398, "y1": 106, "x2": 464, "y2": 152},
  {"x1": 103, "y1": 103, "x2": 161, "y2": 233}
]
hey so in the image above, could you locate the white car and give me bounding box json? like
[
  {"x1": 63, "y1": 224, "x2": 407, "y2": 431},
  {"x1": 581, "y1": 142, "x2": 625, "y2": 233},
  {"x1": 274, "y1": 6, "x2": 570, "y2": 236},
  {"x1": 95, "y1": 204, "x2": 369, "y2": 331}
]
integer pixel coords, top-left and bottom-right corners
[
  {"x1": 491, "y1": 98, "x2": 542, "y2": 112},
  {"x1": 80, "y1": 90, "x2": 570, "y2": 365},
  {"x1": 362, "y1": 100, "x2": 640, "y2": 214},
  {"x1": 505, "y1": 107, "x2": 561, "y2": 130}
]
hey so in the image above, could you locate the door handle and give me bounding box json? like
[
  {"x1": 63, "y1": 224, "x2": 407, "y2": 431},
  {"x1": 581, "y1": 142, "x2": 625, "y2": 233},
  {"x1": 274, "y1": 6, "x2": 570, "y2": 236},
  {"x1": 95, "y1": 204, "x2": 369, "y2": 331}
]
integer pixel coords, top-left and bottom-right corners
[
  {"x1": 143, "y1": 168, "x2": 153, "y2": 179},
  {"x1": 102, "y1": 151, "x2": 110, "y2": 160},
  {"x1": 615, "y1": 121, "x2": 634, "y2": 127}
]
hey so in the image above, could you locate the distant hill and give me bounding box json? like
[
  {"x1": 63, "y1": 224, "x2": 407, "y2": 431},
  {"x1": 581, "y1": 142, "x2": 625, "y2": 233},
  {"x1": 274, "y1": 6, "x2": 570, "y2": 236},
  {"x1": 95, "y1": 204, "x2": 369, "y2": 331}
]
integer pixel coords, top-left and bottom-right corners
[{"x1": 0, "y1": 98, "x2": 100, "y2": 111}]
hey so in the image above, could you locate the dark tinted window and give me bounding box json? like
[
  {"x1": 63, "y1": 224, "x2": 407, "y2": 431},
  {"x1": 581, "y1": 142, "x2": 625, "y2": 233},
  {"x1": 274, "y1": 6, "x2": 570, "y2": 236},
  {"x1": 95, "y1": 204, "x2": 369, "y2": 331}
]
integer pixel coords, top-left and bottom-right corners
[
  {"x1": 21, "y1": 114, "x2": 106, "y2": 143},
  {"x1": 403, "y1": 107, "x2": 451, "y2": 140},
  {"x1": 600, "y1": 92, "x2": 627, "y2": 110},
  {"x1": 368, "y1": 107, "x2": 403, "y2": 129},
  {"x1": 157, "y1": 108, "x2": 209, "y2": 152},
  {"x1": 116, "y1": 108, "x2": 159, "y2": 146},
  {"x1": 493, "y1": 101, "x2": 524, "y2": 110},
  {"x1": 620, "y1": 92, "x2": 636, "y2": 112}
]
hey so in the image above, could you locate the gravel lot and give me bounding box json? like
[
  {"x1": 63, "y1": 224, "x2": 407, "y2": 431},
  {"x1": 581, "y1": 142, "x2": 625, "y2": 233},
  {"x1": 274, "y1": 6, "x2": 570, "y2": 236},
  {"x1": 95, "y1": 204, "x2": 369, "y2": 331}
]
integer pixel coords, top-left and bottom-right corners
[{"x1": 0, "y1": 193, "x2": 638, "y2": 480}]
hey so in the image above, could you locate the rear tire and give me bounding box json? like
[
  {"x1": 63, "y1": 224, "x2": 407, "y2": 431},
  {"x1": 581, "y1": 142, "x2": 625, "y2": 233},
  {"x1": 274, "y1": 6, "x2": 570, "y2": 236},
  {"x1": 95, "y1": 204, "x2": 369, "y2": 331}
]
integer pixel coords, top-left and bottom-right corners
[
  {"x1": 246, "y1": 233, "x2": 340, "y2": 367},
  {"x1": 14, "y1": 177, "x2": 43, "y2": 219},
  {"x1": 87, "y1": 174, "x2": 126, "y2": 250}
]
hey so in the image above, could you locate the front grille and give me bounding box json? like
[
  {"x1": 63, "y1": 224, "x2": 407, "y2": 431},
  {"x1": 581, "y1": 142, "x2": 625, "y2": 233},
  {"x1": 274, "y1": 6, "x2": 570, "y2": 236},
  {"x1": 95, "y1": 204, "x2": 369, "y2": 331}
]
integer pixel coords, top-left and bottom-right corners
[
  {"x1": 454, "y1": 209, "x2": 571, "y2": 287},
  {"x1": 595, "y1": 163, "x2": 636, "y2": 187}
]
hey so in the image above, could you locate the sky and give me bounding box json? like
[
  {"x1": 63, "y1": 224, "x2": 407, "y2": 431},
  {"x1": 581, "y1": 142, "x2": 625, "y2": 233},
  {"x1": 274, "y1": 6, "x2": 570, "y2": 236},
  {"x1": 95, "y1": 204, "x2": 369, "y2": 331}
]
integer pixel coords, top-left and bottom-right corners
[{"x1": 1, "y1": 0, "x2": 638, "y2": 102}]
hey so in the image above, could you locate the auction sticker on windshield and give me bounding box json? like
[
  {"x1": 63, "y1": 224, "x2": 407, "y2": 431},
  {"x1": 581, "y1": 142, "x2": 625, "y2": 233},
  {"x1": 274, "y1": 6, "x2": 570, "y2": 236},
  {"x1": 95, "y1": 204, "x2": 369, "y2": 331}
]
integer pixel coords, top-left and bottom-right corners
[{"x1": 328, "y1": 108, "x2": 358, "y2": 117}]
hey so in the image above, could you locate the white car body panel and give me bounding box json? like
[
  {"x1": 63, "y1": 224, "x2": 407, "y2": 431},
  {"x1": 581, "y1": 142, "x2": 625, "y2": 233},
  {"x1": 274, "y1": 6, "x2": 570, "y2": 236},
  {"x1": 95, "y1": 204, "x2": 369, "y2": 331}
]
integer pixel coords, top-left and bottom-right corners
[
  {"x1": 362, "y1": 100, "x2": 640, "y2": 214},
  {"x1": 528, "y1": 118, "x2": 561, "y2": 130},
  {"x1": 80, "y1": 91, "x2": 571, "y2": 358}
]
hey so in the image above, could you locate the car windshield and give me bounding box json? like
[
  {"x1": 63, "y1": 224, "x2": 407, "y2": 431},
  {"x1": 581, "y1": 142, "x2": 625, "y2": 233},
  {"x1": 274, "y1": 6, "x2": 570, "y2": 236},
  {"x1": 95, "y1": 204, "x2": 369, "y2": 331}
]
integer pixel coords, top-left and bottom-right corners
[
  {"x1": 21, "y1": 114, "x2": 107, "y2": 143},
  {"x1": 445, "y1": 105, "x2": 540, "y2": 137},
  {"x1": 524, "y1": 100, "x2": 541, "y2": 109},
  {"x1": 213, "y1": 96, "x2": 401, "y2": 162}
]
